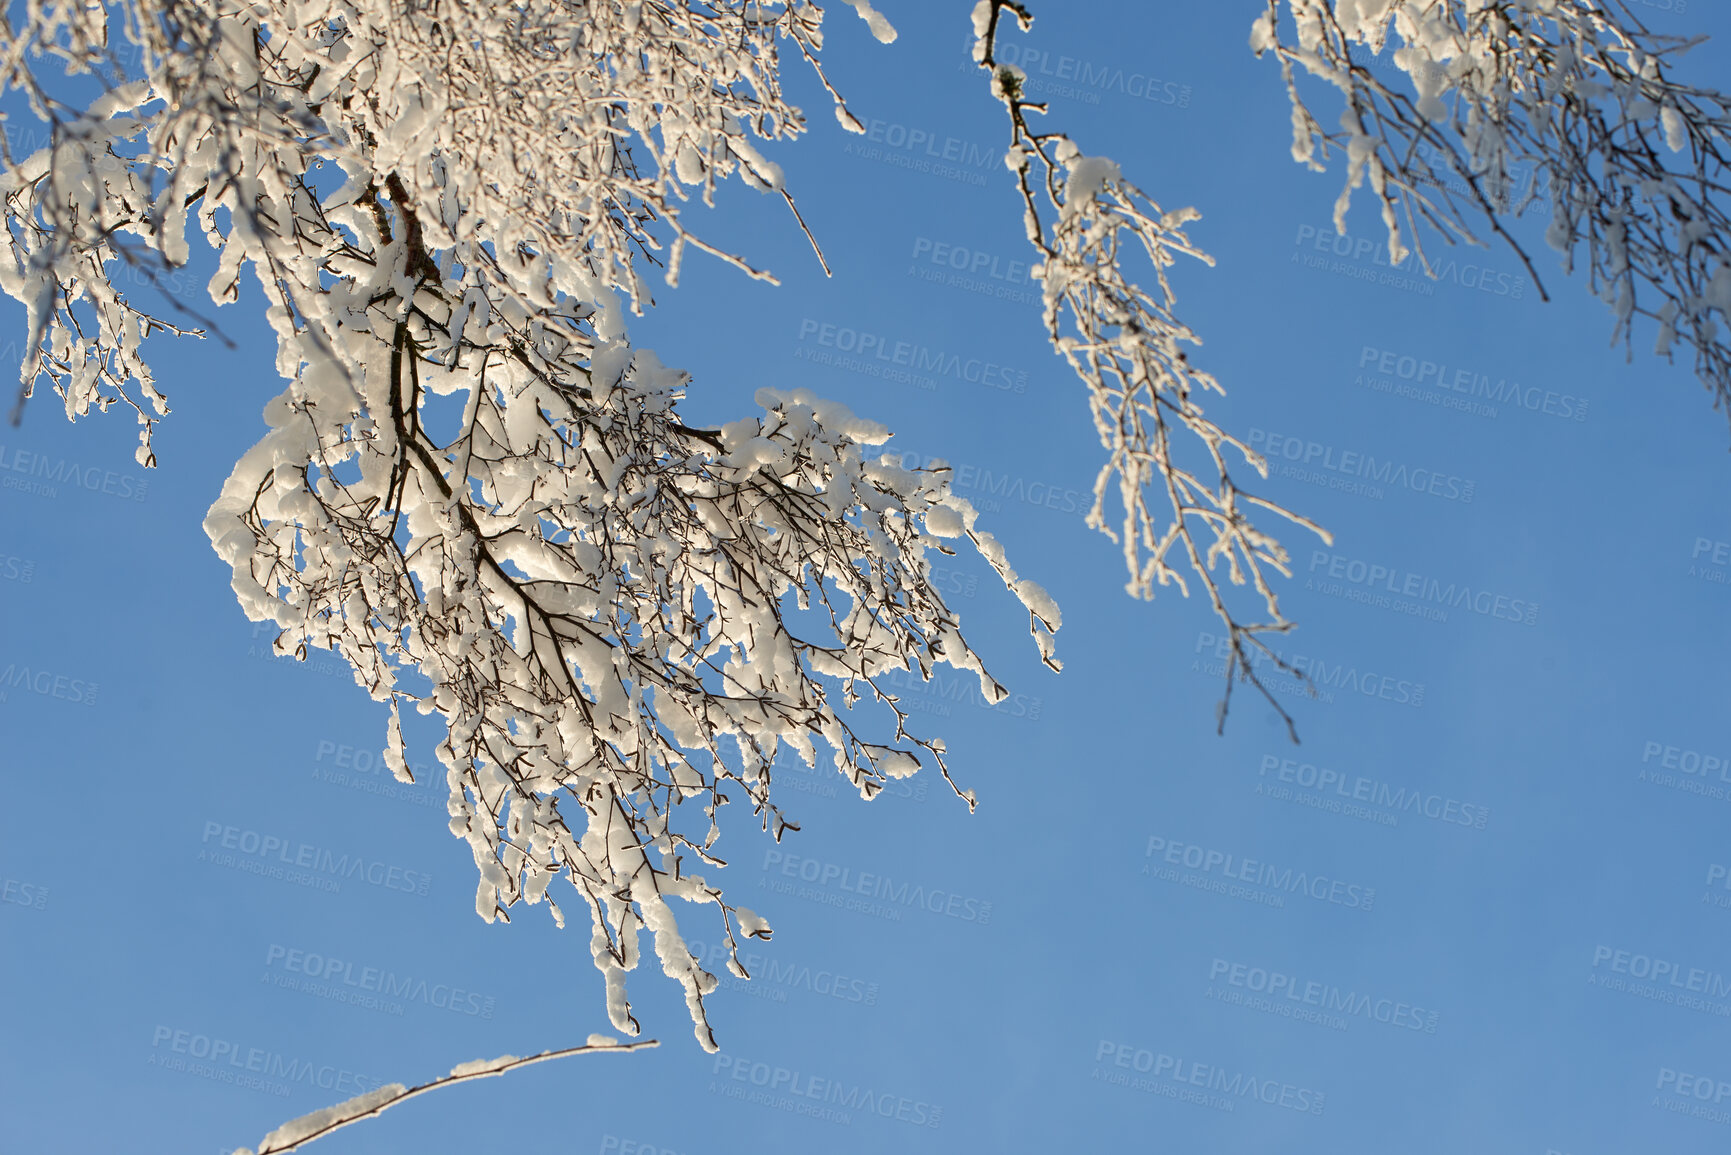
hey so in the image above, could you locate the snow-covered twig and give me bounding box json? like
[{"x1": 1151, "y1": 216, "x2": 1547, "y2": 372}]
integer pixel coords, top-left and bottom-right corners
[
  {"x1": 1256, "y1": 0, "x2": 1731, "y2": 426},
  {"x1": 229, "y1": 1037, "x2": 658, "y2": 1155},
  {"x1": 972, "y1": 0, "x2": 1330, "y2": 740}
]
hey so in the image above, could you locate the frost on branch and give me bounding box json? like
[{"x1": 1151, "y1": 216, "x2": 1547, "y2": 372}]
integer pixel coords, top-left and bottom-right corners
[
  {"x1": 0, "y1": 0, "x2": 877, "y2": 453},
  {"x1": 972, "y1": 0, "x2": 1330, "y2": 738},
  {"x1": 0, "y1": 1, "x2": 1057, "y2": 1049},
  {"x1": 206, "y1": 357, "x2": 1056, "y2": 1052},
  {"x1": 1254, "y1": 0, "x2": 1731, "y2": 423}
]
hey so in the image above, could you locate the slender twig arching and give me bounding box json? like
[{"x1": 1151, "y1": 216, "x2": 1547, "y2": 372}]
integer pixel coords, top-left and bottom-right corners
[{"x1": 231, "y1": 1038, "x2": 659, "y2": 1155}]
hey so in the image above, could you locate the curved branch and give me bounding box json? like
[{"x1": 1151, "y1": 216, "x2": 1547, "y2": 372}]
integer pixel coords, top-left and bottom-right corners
[{"x1": 231, "y1": 1038, "x2": 659, "y2": 1155}]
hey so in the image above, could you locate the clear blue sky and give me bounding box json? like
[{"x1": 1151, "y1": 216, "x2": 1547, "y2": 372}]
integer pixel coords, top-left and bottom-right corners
[{"x1": 3, "y1": 3, "x2": 1730, "y2": 1153}]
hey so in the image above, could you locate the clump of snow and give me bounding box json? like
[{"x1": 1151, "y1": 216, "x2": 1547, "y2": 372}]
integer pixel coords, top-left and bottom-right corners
[
  {"x1": 837, "y1": 0, "x2": 896, "y2": 44},
  {"x1": 450, "y1": 1055, "x2": 520, "y2": 1078},
  {"x1": 923, "y1": 506, "x2": 965, "y2": 538},
  {"x1": 1013, "y1": 579, "x2": 1061, "y2": 629},
  {"x1": 258, "y1": 1084, "x2": 406, "y2": 1151}
]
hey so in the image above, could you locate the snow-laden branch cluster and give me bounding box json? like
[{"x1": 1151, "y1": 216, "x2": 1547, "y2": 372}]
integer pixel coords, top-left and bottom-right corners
[
  {"x1": 971, "y1": 0, "x2": 1330, "y2": 736},
  {"x1": 0, "y1": 0, "x2": 885, "y2": 460},
  {"x1": 1254, "y1": 0, "x2": 1731, "y2": 417},
  {"x1": 0, "y1": 0, "x2": 1057, "y2": 1049}
]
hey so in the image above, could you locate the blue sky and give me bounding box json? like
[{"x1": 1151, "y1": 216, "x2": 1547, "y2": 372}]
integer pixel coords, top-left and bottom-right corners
[{"x1": 3, "y1": 3, "x2": 1730, "y2": 1153}]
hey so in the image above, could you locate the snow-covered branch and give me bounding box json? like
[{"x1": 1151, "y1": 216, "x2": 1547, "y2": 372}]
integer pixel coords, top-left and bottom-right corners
[
  {"x1": 1255, "y1": 0, "x2": 1731, "y2": 421},
  {"x1": 229, "y1": 1036, "x2": 658, "y2": 1155},
  {"x1": 971, "y1": 0, "x2": 1331, "y2": 738},
  {"x1": 0, "y1": 0, "x2": 1057, "y2": 1049}
]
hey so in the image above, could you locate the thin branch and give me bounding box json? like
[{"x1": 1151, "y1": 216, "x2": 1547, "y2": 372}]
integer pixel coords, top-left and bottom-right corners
[{"x1": 233, "y1": 1039, "x2": 660, "y2": 1155}]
